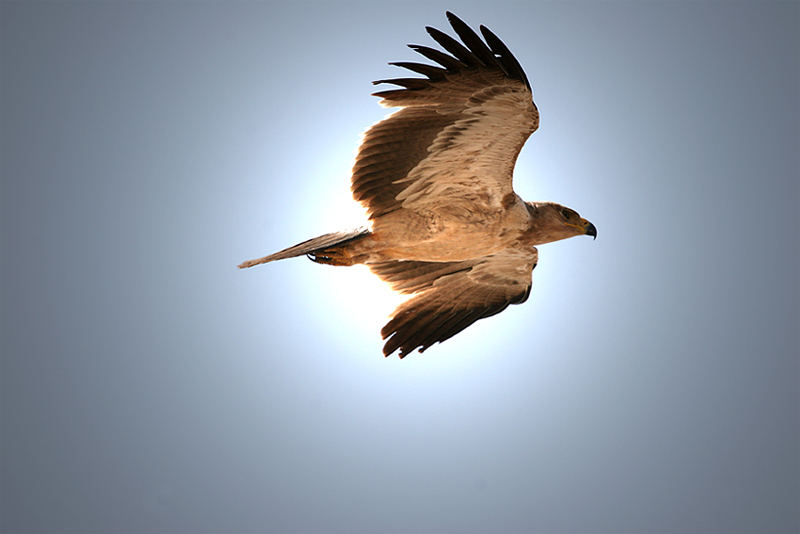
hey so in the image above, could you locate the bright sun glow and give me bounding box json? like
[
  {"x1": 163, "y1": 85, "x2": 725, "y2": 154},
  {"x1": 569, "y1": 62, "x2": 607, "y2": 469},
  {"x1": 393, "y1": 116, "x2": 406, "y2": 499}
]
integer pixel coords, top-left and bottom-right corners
[{"x1": 308, "y1": 142, "x2": 409, "y2": 339}]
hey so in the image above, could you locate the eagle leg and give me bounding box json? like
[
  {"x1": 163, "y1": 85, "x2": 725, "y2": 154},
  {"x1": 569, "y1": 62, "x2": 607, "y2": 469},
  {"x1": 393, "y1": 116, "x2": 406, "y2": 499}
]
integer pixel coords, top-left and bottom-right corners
[{"x1": 307, "y1": 249, "x2": 354, "y2": 266}]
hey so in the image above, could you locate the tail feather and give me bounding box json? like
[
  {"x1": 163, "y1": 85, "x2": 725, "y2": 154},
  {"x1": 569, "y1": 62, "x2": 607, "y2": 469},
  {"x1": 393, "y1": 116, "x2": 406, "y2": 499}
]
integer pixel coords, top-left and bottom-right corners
[{"x1": 238, "y1": 228, "x2": 370, "y2": 269}]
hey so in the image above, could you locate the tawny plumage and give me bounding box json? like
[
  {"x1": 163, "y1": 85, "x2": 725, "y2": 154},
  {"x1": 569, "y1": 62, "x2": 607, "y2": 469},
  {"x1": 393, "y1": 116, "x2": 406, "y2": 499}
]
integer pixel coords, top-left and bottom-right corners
[{"x1": 240, "y1": 12, "x2": 596, "y2": 358}]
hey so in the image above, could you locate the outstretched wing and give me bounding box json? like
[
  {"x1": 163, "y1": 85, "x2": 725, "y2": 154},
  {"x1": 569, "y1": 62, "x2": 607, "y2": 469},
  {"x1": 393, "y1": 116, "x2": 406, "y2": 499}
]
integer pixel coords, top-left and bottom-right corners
[
  {"x1": 352, "y1": 12, "x2": 539, "y2": 219},
  {"x1": 377, "y1": 248, "x2": 539, "y2": 357}
]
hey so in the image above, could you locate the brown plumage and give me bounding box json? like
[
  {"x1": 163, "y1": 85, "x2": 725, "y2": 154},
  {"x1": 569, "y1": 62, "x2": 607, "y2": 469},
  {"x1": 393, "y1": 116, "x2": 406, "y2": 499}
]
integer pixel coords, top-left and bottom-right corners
[{"x1": 239, "y1": 12, "x2": 597, "y2": 358}]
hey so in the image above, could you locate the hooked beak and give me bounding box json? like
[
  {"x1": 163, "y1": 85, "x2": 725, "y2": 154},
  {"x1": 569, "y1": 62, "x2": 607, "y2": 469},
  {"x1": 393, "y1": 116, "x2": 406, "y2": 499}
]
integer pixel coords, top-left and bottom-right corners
[{"x1": 582, "y1": 219, "x2": 597, "y2": 240}]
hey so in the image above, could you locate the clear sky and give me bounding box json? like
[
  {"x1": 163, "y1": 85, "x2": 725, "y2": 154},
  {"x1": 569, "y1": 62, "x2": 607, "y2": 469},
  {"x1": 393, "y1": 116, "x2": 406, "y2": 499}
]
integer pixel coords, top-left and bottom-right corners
[{"x1": 1, "y1": 1, "x2": 798, "y2": 533}]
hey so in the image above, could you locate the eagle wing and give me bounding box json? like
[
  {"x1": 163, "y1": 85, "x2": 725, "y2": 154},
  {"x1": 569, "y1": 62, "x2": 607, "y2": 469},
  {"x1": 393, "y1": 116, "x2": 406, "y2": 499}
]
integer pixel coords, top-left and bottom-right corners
[
  {"x1": 352, "y1": 12, "x2": 539, "y2": 219},
  {"x1": 376, "y1": 248, "x2": 538, "y2": 357}
]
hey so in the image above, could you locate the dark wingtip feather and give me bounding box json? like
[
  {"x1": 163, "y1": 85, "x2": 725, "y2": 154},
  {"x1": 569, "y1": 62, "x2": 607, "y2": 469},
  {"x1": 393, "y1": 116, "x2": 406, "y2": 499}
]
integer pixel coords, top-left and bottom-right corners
[
  {"x1": 445, "y1": 12, "x2": 498, "y2": 68},
  {"x1": 425, "y1": 25, "x2": 480, "y2": 67},
  {"x1": 407, "y1": 44, "x2": 464, "y2": 72},
  {"x1": 375, "y1": 14, "x2": 531, "y2": 104},
  {"x1": 371, "y1": 77, "x2": 430, "y2": 90},
  {"x1": 479, "y1": 24, "x2": 530, "y2": 89},
  {"x1": 382, "y1": 307, "x2": 437, "y2": 357},
  {"x1": 371, "y1": 89, "x2": 411, "y2": 100},
  {"x1": 388, "y1": 61, "x2": 448, "y2": 81}
]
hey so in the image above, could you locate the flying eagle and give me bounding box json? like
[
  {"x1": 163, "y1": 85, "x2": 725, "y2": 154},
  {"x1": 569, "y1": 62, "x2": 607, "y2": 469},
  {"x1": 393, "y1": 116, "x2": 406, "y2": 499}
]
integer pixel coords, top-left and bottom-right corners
[{"x1": 240, "y1": 12, "x2": 596, "y2": 358}]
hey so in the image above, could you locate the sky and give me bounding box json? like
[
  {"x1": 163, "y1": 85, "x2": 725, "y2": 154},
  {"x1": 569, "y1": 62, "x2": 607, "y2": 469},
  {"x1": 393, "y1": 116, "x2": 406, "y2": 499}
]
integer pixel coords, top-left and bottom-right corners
[{"x1": 1, "y1": 1, "x2": 798, "y2": 533}]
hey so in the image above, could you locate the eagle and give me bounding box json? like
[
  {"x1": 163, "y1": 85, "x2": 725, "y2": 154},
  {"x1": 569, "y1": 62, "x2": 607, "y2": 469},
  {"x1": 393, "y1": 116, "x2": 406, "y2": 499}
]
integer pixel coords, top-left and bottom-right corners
[{"x1": 240, "y1": 12, "x2": 596, "y2": 358}]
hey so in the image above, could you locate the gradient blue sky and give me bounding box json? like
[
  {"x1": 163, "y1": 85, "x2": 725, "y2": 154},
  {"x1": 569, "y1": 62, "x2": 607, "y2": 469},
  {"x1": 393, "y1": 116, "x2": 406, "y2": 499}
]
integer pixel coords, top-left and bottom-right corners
[{"x1": 2, "y1": 1, "x2": 798, "y2": 533}]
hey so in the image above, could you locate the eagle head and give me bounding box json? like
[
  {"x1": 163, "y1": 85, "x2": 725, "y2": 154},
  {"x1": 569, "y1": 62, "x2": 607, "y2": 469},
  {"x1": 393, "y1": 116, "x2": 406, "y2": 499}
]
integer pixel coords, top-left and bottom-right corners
[{"x1": 525, "y1": 202, "x2": 597, "y2": 244}]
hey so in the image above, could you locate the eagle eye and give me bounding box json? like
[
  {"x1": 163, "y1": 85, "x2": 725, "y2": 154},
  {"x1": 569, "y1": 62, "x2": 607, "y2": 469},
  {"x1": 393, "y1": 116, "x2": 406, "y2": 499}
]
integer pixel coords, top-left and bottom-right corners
[{"x1": 560, "y1": 208, "x2": 573, "y2": 220}]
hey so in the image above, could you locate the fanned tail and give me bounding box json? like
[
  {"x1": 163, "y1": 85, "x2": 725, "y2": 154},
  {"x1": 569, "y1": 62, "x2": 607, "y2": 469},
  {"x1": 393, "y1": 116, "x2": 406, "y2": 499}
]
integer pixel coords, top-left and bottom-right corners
[{"x1": 238, "y1": 228, "x2": 371, "y2": 269}]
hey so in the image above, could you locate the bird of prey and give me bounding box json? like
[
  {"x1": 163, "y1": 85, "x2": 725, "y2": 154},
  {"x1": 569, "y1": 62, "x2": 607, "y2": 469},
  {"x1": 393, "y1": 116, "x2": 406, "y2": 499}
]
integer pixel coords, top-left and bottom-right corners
[{"x1": 240, "y1": 12, "x2": 596, "y2": 358}]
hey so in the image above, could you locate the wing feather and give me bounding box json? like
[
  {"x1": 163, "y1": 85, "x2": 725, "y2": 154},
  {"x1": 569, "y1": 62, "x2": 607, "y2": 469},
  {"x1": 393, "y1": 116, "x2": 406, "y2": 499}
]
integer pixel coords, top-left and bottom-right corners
[
  {"x1": 425, "y1": 26, "x2": 481, "y2": 67},
  {"x1": 351, "y1": 108, "x2": 455, "y2": 217},
  {"x1": 371, "y1": 77, "x2": 431, "y2": 90},
  {"x1": 379, "y1": 249, "x2": 538, "y2": 357},
  {"x1": 445, "y1": 12, "x2": 498, "y2": 68},
  {"x1": 353, "y1": 12, "x2": 538, "y2": 220},
  {"x1": 479, "y1": 25, "x2": 530, "y2": 89},
  {"x1": 405, "y1": 44, "x2": 464, "y2": 71},
  {"x1": 370, "y1": 259, "x2": 476, "y2": 294},
  {"x1": 388, "y1": 61, "x2": 448, "y2": 80}
]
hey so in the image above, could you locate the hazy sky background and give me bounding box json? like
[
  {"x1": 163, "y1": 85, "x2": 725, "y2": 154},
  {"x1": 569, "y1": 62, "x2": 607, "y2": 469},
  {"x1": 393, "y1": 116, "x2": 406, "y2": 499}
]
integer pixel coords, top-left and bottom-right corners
[{"x1": 2, "y1": 1, "x2": 798, "y2": 533}]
